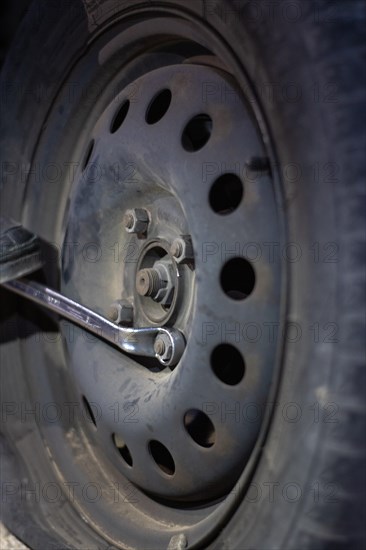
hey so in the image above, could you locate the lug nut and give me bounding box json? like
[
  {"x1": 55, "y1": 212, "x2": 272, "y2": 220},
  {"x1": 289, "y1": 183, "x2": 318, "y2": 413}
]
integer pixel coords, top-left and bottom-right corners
[
  {"x1": 123, "y1": 208, "x2": 149, "y2": 235},
  {"x1": 154, "y1": 334, "x2": 173, "y2": 363},
  {"x1": 170, "y1": 240, "x2": 183, "y2": 258},
  {"x1": 170, "y1": 235, "x2": 194, "y2": 264},
  {"x1": 124, "y1": 213, "x2": 134, "y2": 230},
  {"x1": 108, "y1": 300, "x2": 134, "y2": 326},
  {"x1": 154, "y1": 338, "x2": 166, "y2": 356}
]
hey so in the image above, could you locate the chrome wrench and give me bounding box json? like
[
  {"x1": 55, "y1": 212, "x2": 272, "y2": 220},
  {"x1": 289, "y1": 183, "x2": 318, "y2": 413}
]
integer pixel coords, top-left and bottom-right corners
[{"x1": 2, "y1": 278, "x2": 185, "y2": 367}]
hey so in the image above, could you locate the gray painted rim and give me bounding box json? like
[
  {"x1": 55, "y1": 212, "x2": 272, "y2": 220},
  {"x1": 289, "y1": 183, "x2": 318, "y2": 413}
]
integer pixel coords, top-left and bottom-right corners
[{"x1": 62, "y1": 61, "x2": 282, "y2": 502}]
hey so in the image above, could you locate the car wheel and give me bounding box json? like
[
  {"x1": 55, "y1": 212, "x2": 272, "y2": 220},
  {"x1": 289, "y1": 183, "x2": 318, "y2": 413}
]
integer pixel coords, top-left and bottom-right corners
[{"x1": 1, "y1": 1, "x2": 365, "y2": 549}]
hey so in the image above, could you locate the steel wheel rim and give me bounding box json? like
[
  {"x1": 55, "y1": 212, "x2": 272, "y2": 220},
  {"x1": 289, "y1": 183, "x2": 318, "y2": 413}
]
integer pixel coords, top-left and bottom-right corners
[
  {"x1": 63, "y1": 60, "x2": 282, "y2": 503},
  {"x1": 19, "y1": 10, "x2": 287, "y2": 548}
]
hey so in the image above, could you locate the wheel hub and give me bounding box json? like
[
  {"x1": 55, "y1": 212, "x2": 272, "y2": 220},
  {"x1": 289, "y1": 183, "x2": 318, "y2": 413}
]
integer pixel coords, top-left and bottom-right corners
[{"x1": 134, "y1": 240, "x2": 183, "y2": 324}]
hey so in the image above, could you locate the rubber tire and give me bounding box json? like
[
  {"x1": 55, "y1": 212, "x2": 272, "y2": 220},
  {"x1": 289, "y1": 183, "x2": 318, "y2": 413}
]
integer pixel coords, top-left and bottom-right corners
[{"x1": 0, "y1": 1, "x2": 365, "y2": 549}]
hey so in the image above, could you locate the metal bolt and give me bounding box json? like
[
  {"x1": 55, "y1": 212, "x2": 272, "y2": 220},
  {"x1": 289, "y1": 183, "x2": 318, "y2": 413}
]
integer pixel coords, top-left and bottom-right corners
[
  {"x1": 136, "y1": 268, "x2": 165, "y2": 298},
  {"x1": 108, "y1": 300, "x2": 134, "y2": 326},
  {"x1": 167, "y1": 534, "x2": 188, "y2": 550},
  {"x1": 170, "y1": 235, "x2": 194, "y2": 264},
  {"x1": 123, "y1": 208, "x2": 149, "y2": 234},
  {"x1": 154, "y1": 338, "x2": 166, "y2": 356},
  {"x1": 136, "y1": 260, "x2": 174, "y2": 306},
  {"x1": 170, "y1": 240, "x2": 183, "y2": 258},
  {"x1": 124, "y1": 213, "x2": 134, "y2": 230},
  {"x1": 154, "y1": 334, "x2": 173, "y2": 363}
]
